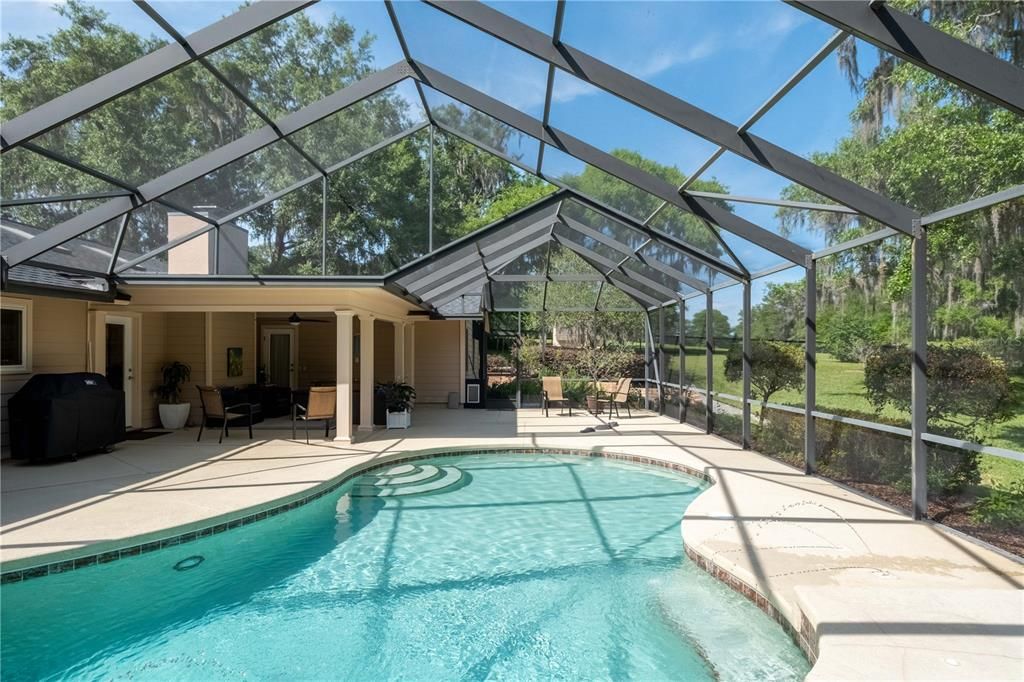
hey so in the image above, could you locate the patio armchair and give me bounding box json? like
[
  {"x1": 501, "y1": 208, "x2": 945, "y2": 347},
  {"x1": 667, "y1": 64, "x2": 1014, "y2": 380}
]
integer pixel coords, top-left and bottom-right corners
[
  {"x1": 293, "y1": 386, "x2": 336, "y2": 443},
  {"x1": 609, "y1": 377, "x2": 633, "y2": 419},
  {"x1": 542, "y1": 376, "x2": 572, "y2": 417},
  {"x1": 196, "y1": 385, "x2": 254, "y2": 444}
]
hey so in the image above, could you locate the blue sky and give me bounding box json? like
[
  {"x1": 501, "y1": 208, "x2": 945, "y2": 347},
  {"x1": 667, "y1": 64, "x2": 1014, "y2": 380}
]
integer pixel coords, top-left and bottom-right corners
[{"x1": 3, "y1": 0, "x2": 872, "y2": 320}]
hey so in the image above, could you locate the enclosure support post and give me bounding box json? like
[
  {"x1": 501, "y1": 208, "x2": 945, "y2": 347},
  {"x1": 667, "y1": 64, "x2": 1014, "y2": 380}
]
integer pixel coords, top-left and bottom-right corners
[
  {"x1": 679, "y1": 299, "x2": 686, "y2": 424},
  {"x1": 428, "y1": 125, "x2": 435, "y2": 253},
  {"x1": 658, "y1": 306, "x2": 666, "y2": 415},
  {"x1": 706, "y1": 289, "x2": 714, "y2": 434},
  {"x1": 910, "y1": 219, "x2": 928, "y2": 519},
  {"x1": 516, "y1": 311, "x2": 522, "y2": 409},
  {"x1": 321, "y1": 175, "x2": 328, "y2": 275},
  {"x1": 742, "y1": 280, "x2": 752, "y2": 449},
  {"x1": 334, "y1": 311, "x2": 355, "y2": 443},
  {"x1": 358, "y1": 314, "x2": 375, "y2": 432},
  {"x1": 805, "y1": 257, "x2": 817, "y2": 474},
  {"x1": 643, "y1": 315, "x2": 652, "y2": 411},
  {"x1": 212, "y1": 227, "x2": 220, "y2": 275}
]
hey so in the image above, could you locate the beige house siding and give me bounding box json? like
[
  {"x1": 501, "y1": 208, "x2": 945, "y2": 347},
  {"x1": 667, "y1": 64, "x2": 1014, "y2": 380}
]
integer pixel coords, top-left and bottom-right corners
[
  {"x1": 297, "y1": 322, "x2": 336, "y2": 387},
  {"x1": 139, "y1": 311, "x2": 167, "y2": 429},
  {"x1": 163, "y1": 312, "x2": 207, "y2": 425},
  {"x1": 1, "y1": 295, "x2": 90, "y2": 453},
  {"x1": 414, "y1": 320, "x2": 462, "y2": 404},
  {"x1": 373, "y1": 319, "x2": 395, "y2": 385},
  {"x1": 211, "y1": 312, "x2": 256, "y2": 388}
]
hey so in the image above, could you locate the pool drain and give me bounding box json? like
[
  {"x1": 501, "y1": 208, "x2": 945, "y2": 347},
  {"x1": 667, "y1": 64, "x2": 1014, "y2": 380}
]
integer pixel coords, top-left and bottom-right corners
[{"x1": 173, "y1": 555, "x2": 204, "y2": 571}]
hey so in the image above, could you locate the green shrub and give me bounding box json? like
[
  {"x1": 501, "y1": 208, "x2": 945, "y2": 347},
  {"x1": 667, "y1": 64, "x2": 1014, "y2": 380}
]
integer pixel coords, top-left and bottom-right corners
[
  {"x1": 752, "y1": 406, "x2": 805, "y2": 469},
  {"x1": 754, "y1": 405, "x2": 979, "y2": 499},
  {"x1": 518, "y1": 342, "x2": 642, "y2": 389},
  {"x1": 723, "y1": 340, "x2": 802, "y2": 427},
  {"x1": 819, "y1": 309, "x2": 889, "y2": 363},
  {"x1": 518, "y1": 378, "x2": 542, "y2": 397},
  {"x1": 562, "y1": 376, "x2": 591, "y2": 404},
  {"x1": 926, "y1": 444, "x2": 981, "y2": 497},
  {"x1": 971, "y1": 479, "x2": 1024, "y2": 529},
  {"x1": 864, "y1": 342, "x2": 1014, "y2": 443},
  {"x1": 487, "y1": 381, "x2": 517, "y2": 399}
]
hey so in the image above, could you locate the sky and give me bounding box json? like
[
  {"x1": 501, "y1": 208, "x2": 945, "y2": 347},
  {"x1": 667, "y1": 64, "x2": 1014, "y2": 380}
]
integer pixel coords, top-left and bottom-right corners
[{"x1": 2, "y1": 0, "x2": 875, "y2": 321}]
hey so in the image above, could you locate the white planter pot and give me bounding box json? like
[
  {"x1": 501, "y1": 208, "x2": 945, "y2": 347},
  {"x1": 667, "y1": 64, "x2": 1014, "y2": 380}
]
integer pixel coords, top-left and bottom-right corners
[
  {"x1": 158, "y1": 403, "x2": 190, "y2": 430},
  {"x1": 386, "y1": 409, "x2": 411, "y2": 430}
]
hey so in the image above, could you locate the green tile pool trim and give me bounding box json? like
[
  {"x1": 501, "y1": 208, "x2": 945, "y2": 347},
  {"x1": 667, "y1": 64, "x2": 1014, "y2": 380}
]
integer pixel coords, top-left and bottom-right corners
[
  {"x1": 0, "y1": 447, "x2": 713, "y2": 584},
  {"x1": 683, "y1": 544, "x2": 818, "y2": 664}
]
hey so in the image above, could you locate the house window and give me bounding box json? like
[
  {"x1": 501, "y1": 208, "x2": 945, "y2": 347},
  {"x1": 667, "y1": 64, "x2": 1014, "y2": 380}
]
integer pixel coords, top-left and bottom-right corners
[{"x1": 1, "y1": 300, "x2": 31, "y2": 373}]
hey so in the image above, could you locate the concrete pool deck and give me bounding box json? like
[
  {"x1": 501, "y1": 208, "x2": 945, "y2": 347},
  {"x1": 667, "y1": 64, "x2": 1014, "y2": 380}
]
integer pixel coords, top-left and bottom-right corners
[{"x1": 2, "y1": 407, "x2": 1021, "y2": 680}]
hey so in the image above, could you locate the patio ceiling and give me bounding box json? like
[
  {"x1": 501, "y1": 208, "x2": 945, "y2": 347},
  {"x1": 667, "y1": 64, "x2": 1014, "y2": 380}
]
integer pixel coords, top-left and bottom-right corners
[{"x1": 1, "y1": 0, "x2": 1022, "y2": 317}]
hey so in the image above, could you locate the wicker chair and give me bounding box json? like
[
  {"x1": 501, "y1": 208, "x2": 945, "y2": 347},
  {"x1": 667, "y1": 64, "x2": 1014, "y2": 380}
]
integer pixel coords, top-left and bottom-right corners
[
  {"x1": 542, "y1": 376, "x2": 572, "y2": 417},
  {"x1": 196, "y1": 386, "x2": 254, "y2": 443},
  {"x1": 293, "y1": 386, "x2": 336, "y2": 443}
]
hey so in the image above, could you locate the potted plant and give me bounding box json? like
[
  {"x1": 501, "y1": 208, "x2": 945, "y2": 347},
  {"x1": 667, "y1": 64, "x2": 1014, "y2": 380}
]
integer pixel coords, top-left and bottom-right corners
[
  {"x1": 154, "y1": 361, "x2": 192, "y2": 429},
  {"x1": 376, "y1": 381, "x2": 416, "y2": 429}
]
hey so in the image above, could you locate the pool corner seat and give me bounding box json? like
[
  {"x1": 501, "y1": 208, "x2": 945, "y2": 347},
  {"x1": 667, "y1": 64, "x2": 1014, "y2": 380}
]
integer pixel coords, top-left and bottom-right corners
[{"x1": 542, "y1": 376, "x2": 572, "y2": 417}]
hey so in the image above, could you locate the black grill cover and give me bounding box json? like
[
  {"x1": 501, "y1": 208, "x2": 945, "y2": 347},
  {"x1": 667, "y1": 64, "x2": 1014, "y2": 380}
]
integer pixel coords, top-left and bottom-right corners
[{"x1": 8, "y1": 373, "x2": 125, "y2": 460}]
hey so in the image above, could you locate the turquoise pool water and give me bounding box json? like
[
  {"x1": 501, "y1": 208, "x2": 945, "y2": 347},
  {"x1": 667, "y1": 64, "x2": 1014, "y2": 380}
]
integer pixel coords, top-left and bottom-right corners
[{"x1": 1, "y1": 453, "x2": 809, "y2": 680}]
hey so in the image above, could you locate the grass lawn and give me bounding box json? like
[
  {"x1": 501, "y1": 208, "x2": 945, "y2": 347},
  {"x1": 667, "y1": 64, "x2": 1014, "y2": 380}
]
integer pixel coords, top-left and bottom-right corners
[{"x1": 670, "y1": 347, "x2": 1024, "y2": 490}]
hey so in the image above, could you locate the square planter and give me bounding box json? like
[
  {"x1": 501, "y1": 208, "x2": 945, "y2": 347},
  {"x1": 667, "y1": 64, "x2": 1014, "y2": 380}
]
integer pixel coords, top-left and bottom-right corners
[{"x1": 386, "y1": 409, "x2": 411, "y2": 430}]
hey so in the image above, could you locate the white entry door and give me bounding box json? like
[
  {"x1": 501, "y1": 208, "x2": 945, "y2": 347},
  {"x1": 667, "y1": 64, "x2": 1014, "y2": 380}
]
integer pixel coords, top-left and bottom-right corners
[
  {"x1": 263, "y1": 328, "x2": 297, "y2": 388},
  {"x1": 105, "y1": 315, "x2": 134, "y2": 428}
]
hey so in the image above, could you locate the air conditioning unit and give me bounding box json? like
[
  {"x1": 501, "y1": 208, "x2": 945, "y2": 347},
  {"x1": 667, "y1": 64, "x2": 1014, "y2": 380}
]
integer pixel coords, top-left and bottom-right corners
[{"x1": 466, "y1": 383, "x2": 481, "y2": 404}]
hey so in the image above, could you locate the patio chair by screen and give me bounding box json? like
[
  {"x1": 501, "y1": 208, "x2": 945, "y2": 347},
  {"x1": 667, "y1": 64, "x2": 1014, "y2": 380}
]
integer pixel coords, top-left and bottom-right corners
[
  {"x1": 542, "y1": 377, "x2": 572, "y2": 417},
  {"x1": 293, "y1": 386, "x2": 336, "y2": 443},
  {"x1": 196, "y1": 386, "x2": 254, "y2": 443},
  {"x1": 609, "y1": 378, "x2": 633, "y2": 419}
]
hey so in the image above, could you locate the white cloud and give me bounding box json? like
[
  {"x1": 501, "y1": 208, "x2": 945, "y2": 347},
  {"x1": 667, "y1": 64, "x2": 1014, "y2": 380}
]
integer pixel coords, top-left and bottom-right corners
[
  {"x1": 737, "y1": 6, "x2": 811, "y2": 41},
  {"x1": 535, "y1": 34, "x2": 723, "y2": 109},
  {"x1": 631, "y1": 35, "x2": 721, "y2": 79}
]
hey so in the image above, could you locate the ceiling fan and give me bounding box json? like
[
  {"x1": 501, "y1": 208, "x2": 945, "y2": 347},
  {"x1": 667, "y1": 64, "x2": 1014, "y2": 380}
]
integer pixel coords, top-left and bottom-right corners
[{"x1": 287, "y1": 312, "x2": 330, "y2": 326}]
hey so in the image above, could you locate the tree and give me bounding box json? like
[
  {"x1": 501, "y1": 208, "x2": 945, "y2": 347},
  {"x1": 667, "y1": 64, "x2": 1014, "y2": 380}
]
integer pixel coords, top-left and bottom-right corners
[
  {"x1": 687, "y1": 309, "x2": 732, "y2": 340},
  {"x1": 1, "y1": 2, "x2": 554, "y2": 277},
  {"x1": 749, "y1": 281, "x2": 804, "y2": 341},
  {"x1": 818, "y1": 306, "x2": 891, "y2": 363},
  {"x1": 776, "y1": 2, "x2": 1024, "y2": 343},
  {"x1": 558, "y1": 148, "x2": 735, "y2": 274},
  {"x1": 864, "y1": 343, "x2": 1014, "y2": 443},
  {"x1": 724, "y1": 341, "x2": 803, "y2": 427}
]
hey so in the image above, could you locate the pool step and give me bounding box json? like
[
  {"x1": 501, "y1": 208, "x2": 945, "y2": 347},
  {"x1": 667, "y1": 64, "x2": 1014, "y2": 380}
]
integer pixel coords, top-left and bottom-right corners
[
  {"x1": 351, "y1": 463, "x2": 467, "y2": 497},
  {"x1": 380, "y1": 466, "x2": 462, "y2": 496},
  {"x1": 376, "y1": 464, "x2": 443, "y2": 486}
]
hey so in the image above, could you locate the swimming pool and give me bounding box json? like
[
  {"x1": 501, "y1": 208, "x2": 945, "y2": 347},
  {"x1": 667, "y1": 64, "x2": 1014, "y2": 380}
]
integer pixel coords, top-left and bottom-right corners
[{"x1": 1, "y1": 452, "x2": 809, "y2": 680}]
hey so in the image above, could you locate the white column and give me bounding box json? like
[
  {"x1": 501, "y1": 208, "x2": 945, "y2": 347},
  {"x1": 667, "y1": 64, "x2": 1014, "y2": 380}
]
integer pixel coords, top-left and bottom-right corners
[
  {"x1": 204, "y1": 311, "x2": 214, "y2": 386},
  {"x1": 334, "y1": 311, "x2": 355, "y2": 443},
  {"x1": 459, "y1": 320, "x2": 467, "y2": 404},
  {"x1": 358, "y1": 313, "x2": 374, "y2": 432},
  {"x1": 405, "y1": 322, "x2": 416, "y2": 388},
  {"x1": 394, "y1": 322, "x2": 406, "y2": 383}
]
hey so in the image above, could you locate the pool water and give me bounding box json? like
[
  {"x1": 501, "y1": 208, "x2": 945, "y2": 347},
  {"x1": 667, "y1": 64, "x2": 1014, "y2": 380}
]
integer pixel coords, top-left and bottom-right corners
[{"x1": 1, "y1": 453, "x2": 809, "y2": 680}]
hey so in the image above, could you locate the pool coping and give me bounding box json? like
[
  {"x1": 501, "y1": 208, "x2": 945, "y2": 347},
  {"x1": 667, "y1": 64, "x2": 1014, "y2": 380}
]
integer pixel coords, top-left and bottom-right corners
[{"x1": 0, "y1": 445, "x2": 822, "y2": 663}]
